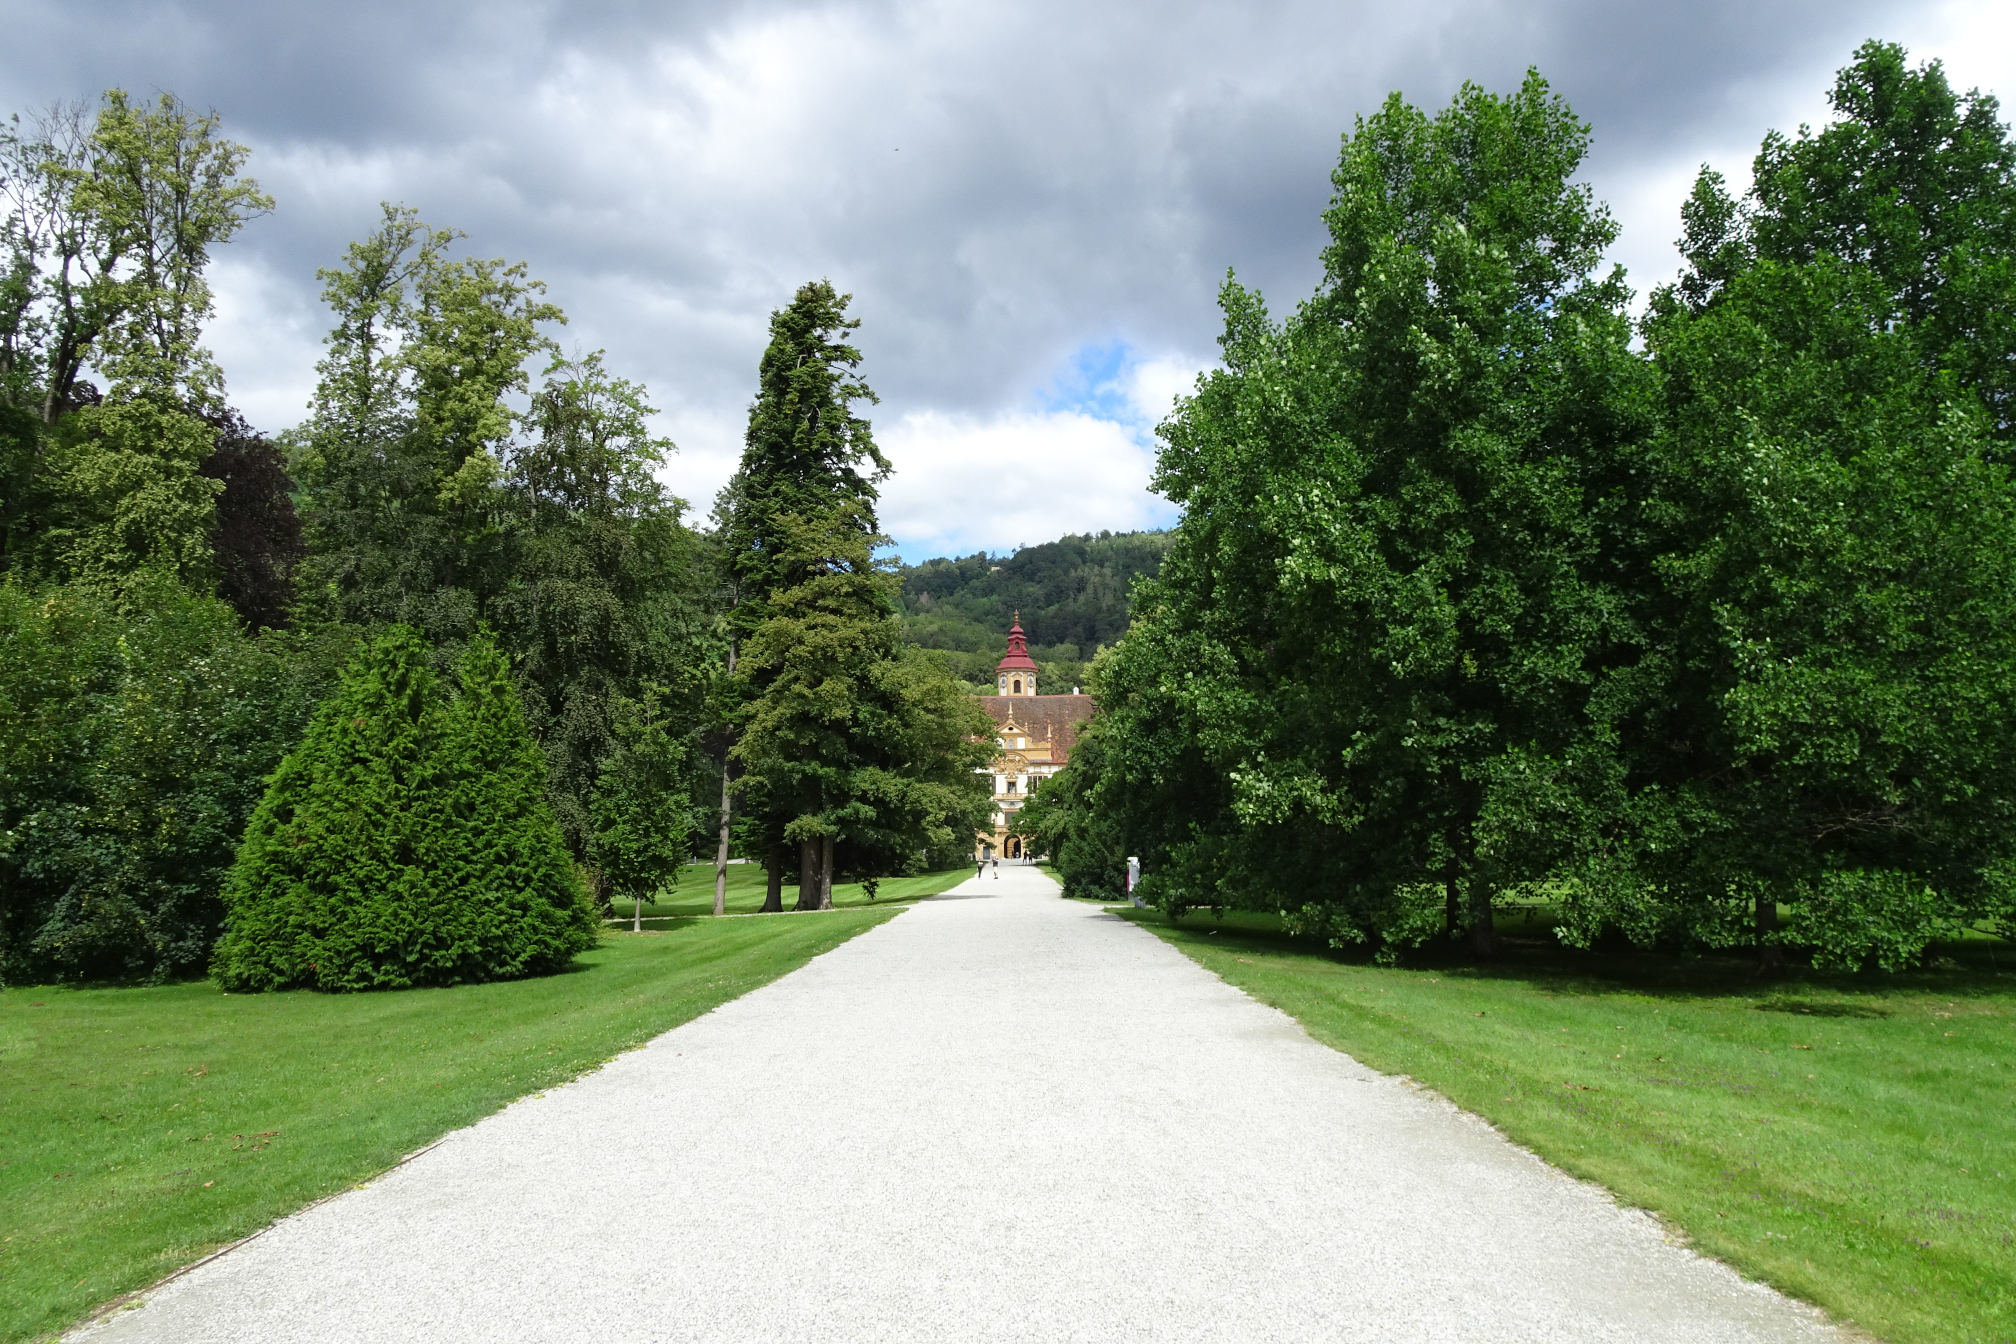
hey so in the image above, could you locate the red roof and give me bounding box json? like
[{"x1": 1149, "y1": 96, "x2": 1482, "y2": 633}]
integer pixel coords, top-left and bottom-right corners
[
  {"x1": 995, "y1": 613, "x2": 1039, "y2": 673},
  {"x1": 979, "y1": 695, "x2": 1097, "y2": 763}
]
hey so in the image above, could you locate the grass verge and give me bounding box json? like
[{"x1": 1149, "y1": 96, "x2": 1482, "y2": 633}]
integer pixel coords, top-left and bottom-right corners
[
  {"x1": 0, "y1": 908, "x2": 899, "y2": 1343},
  {"x1": 613, "y1": 863, "x2": 972, "y2": 920},
  {"x1": 1116, "y1": 908, "x2": 2013, "y2": 1344}
]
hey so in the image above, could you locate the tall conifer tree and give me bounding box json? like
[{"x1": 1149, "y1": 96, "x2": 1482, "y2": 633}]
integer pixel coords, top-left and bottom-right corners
[{"x1": 715, "y1": 281, "x2": 892, "y2": 909}]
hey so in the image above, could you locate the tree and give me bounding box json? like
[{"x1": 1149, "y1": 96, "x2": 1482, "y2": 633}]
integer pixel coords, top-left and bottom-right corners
[
  {"x1": 1592, "y1": 42, "x2": 2016, "y2": 971},
  {"x1": 291, "y1": 204, "x2": 562, "y2": 638},
  {"x1": 715, "y1": 280, "x2": 893, "y2": 907},
  {"x1": 1746, "y1": 41, "x2": 2016, "y2": 439},
  {"x1": 74, "y1": 90, "x2": 273, "y2": 406},
  {"x1": 1100, "y1": 71, "x2": 1652, "y2": 957},
  {"x1": 0, "y1": 100, "x2": 119, "y2": 425},
  {"x1": 490, "y1": 351, "x2": 714, "y2": 862},
  {"x1": 213, "y1": 627, "x2": 596, "y2": 992},
  {"x1": 0, "y1": 575, "x2": 351, "y2": 985},
  {"x1": 734, "y1": 506, "x2": 991, "y2": 911},
  {"x1": 1010, "y1": 717, "x2": 1125, "y2": 900},
  {"x1": 590, "y1": 683, "x2": 702, "y2": 932},
  {"x1": 32, "y1": 395, "x2": 223, "y2": 592},
  {"x1": 200, "y1": 409, "x2": 303, "y2": 630},
  {"x1": 0, "y1": 91, "x2": 267, "y2": 586}
]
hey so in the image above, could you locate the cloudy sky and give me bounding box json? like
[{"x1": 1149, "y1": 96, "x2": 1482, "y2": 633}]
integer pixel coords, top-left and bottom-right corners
[{"x1": 4, "y1": 1, "x2": 2012, "y2": 560}]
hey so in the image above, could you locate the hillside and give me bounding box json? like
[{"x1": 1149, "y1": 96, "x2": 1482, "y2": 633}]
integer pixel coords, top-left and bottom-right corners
[{"x1": 897, "y1": 530, "x2": 1170, "y2": 690}]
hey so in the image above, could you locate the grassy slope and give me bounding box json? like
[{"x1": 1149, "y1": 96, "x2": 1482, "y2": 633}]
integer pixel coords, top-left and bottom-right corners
[
  {"x1": 616, "y1": 863, "x2": 972, "y2": 920},
  {"x1": 0, "y1": 909, "x2": 899, "y2": 1343},
  {"x1": 1118, "y1": 909, "x2": 2014, "y2": 1344}
]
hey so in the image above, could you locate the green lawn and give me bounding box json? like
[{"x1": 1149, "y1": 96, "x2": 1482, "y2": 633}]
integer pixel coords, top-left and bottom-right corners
[
  {"x1": 612, "y1": 863, "x2": 973, "y2": 921},
  {"x1": 0, "y1": 909, "x2": 899, "y2": 1344},
  {"x1": 1117, "y1": 908, "x2": 2013, "y2": 1344}
]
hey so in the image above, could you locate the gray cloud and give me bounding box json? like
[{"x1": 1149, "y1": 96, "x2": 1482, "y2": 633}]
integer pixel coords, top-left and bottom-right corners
[{"x1": 2, "y1": 0, "x2": 2005, "y2": 556}]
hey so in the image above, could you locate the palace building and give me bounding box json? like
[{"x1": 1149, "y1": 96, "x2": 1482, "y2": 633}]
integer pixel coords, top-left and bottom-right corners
[{"x1": 975, "y1": 614, "x2": 1096, "y2": 860}]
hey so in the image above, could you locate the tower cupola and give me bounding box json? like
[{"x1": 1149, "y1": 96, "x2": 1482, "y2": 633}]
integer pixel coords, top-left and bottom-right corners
[{"x1": 996, "y1": 612, "x2": 1038, "y2": 696}]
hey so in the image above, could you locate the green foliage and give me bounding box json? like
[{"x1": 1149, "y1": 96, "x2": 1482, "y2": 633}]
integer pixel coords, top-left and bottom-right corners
[
  {"x1": 213, "y1": 627, "x2": 595, "y2": 992},
  {"x1": 1747, "y1": 40, "x2": 2016, "y2": 438},
  {"x1": 0, "y1": 576, "x2": 350, "y2": 985},
  {"x1": 897, "y1": 530, "x2": 1170, "y2": 686},
  {"x1": 715, "y1": 278, "x2": 888, "y2": 637},
  {"x1": 589, "y1": 683, "x2": 701, "y2": 914},
  {"x1": 1010, "y1": 718, "x2": 1125, "y2": 899},
  {"x1": 734, "y1": 505, "x2": 992, "y2": 883},
  {"x1": 291, "y1": 203, "x2": 563, "y2": 639},
  {"x1": 489, "y1": 351, "x2": 716, "y2": 859},
  {"x1": 1576, "y1": 43, "x2": 2016, "y2": 968},
  {"x1": 1099, "y1": 70, "x2": 1652, "y2": 955},
  {"x1": 32, "y1": 395, "x2": 222, "y2": 590},
  {"x1": 0, "y1": 90, "x2": 267, "y2": 419},
  {"x1": 1057, "y1": 44, "x2": 2016, "y2": 975},
  {"x1": 719, "y1": 280, "x2": 987, "y2": 894},
  {"x1": 73, "y1": 90, "x2": 274, "y2": 405}
]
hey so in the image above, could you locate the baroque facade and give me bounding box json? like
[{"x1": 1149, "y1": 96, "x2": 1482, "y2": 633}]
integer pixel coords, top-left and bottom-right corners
[{"x1": 975, "y1": 615, "x2": 1096, "y2": 859}]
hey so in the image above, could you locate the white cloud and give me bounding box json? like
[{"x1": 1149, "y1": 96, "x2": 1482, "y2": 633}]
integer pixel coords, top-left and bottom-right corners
[
  {"x1": 1600, "y1": 0, "x2": 2016, "y2": 313},
  {"x1": 204, "y1": 254, "x2": 324, "y2": 433},
  {"x1": 877, "y1": 408, "x2": 1176, "y2": 560},
  {"x1": 20, "y1": 0, "x2": 2016, "y2": 559},
  {"x1": 1125, "y1": 354, "x2": 1210, "y2": 427}
]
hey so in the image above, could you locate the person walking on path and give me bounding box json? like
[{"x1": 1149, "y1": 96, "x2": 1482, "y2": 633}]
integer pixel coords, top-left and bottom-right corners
[
  {"x1": 992, "y1": 856, "x2": 999, "y2": 879},
  {"x1": 975, "y1": 856, "x2": 986, "y2": 882}
]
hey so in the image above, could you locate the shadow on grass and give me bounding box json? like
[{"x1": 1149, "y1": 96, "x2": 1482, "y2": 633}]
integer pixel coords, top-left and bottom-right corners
[
  {"x1": 599, "y1": 916, "x2": 705, "y2": 935},
  {"x1": 1752, "y1": 997, "x2": 1892, "y2": 1018},
  {"x1": 1119, "y1": 906, "x2": 2016, "y2": 1003}
]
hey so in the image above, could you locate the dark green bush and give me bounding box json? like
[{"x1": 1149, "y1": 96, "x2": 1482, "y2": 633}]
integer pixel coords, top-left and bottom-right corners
[
  {"x1": 0, "y1": 577, "x2": 349, "y2": 985},
  {"x1": 213, "y1": 626, "x2": 596, "y2": 992}
]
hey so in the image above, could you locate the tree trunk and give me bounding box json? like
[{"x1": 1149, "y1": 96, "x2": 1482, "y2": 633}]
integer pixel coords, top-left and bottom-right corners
[
  {"x1": 632, "y1": 895, "x2": 642, "y2": 934},
  {"x1": 1465, "y1": 870, "x2": 1498, "y2": 958},
  {"x1": 713, "y1": 644, "x2": 736, "y2": 917},
  {"x1": 819, "y1": 834, "x2": 835, "y2": 911},
  {"x1": 1444, "y1": 869, "x2": 1461, "y2": 939},
  {"x1": 793, "y1": 837, "x2": 818, "y2": 911},
  {"x1": 760, "y1": 845, "x2": 784, "y2": 913},
  {"x1": 1755, "y1": 888, "x2": 1785, "y2": 976}
]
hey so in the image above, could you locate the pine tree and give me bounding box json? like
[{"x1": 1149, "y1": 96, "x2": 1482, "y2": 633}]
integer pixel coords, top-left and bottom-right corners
[
  {"x1": 715, "y1": 279, "x2": 889, "y2": 636},
  {"x1": 714, "y1": 280, "x2": 892, "y2": 908}
]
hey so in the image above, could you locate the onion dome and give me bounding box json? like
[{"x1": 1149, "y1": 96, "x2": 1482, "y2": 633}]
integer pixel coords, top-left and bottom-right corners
[{"x1": 996, "y1": 612, "x2": 1039, "y2": 673}]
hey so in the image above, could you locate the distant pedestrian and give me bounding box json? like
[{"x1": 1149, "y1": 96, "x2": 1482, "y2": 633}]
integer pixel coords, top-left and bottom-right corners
[
  {"x1": 992, "y1": 856, "x2": 999, "y2": 879},
  {"x1": 976, "y1": 856, "x2": 986, "y2": 882}
]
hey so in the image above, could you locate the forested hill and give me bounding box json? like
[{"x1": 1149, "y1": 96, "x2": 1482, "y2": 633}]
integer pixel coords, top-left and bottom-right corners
[{"x1": 897, "y1": 530, "x2": 1170, "y2": 689}]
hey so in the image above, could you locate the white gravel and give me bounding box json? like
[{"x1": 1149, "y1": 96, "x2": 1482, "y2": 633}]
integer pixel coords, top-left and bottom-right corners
[{"x1": 71, "y1": 864, "x2": 1847, "y2": 1343}]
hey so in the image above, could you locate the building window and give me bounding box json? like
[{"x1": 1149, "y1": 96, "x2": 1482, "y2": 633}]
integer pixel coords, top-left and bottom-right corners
[
  {"x1": 1011, "y1": 677, "x2": 1022, "y2": 694},
  {"x1": 1006, "y1": 777, "x2": 1018, "y2": 794}
]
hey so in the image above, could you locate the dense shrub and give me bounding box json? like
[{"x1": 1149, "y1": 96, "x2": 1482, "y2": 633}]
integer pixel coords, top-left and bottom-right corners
[
  {"x1": 0, "y1": 577, "x2": 350, "y2": 985},
  {"x1": 213, "y1": 626, "x2": 597, "y2": 992}
]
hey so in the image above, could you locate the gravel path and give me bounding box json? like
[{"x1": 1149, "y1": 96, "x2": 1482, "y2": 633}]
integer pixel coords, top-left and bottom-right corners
[{"x1": 73, "y1": 864, "x2": 1845, "y2": 1343}]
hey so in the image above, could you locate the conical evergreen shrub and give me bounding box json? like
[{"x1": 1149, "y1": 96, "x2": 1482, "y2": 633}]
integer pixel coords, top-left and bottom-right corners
[
  {"x1": 213, "y1": 626, "x2": 596, "y2": 991},
  {"x1": 428, "y1": 633, "x2": 600, "y2": 979}
]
